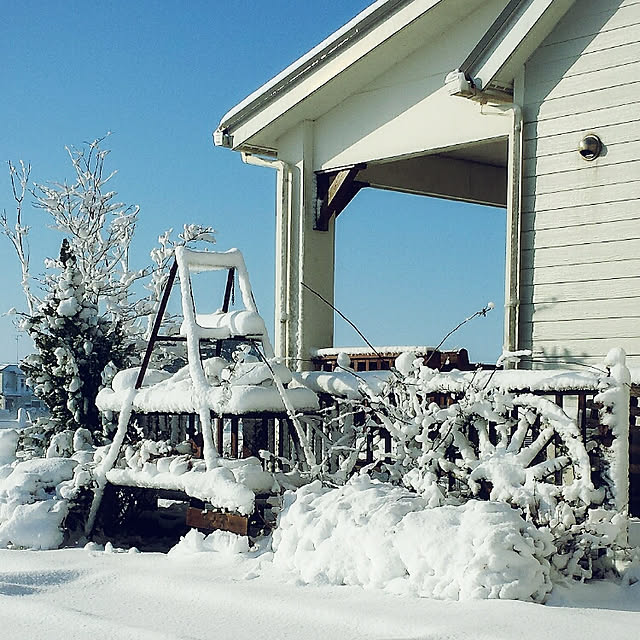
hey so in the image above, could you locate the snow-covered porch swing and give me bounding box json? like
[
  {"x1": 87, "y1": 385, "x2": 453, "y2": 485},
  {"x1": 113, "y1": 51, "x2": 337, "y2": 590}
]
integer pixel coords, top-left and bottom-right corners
[{"x1": 89, "y1": 247, "x2": 320, "y2": 536}]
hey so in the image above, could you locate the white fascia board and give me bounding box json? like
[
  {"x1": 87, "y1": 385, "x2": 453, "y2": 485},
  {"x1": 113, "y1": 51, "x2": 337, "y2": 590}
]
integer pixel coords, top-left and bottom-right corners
[
  {"x1": 215, "y1": 0, "x2": 444, "y2": 148},
  {"x1": 464, "y1": 0, "x2": 575, "y2": 91}
]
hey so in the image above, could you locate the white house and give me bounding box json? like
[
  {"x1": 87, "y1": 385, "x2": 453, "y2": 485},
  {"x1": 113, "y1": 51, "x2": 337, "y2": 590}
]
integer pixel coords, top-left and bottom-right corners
[
  {"x1": 215, "y1": 0, "x2": 640, "y2": 371},
  {"x1": 0, "y1": 364, "x2": 44, "y2": 415}
]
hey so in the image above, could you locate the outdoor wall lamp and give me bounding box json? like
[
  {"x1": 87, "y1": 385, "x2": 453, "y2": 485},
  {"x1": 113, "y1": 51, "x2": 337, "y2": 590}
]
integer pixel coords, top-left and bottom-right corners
[{"x1": 578, "y1": 134, "x2": 602, "y2": 161}]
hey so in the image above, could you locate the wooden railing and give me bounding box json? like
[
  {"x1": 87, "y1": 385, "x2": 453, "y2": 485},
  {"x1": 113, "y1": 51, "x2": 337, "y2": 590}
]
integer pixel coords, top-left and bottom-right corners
[{"x1": 111, "y1": 378, "x2": 639, "y2": 516}]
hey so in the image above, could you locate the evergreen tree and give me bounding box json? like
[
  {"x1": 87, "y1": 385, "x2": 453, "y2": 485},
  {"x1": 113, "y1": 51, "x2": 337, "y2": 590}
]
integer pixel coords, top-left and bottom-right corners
[{"x1": 22, "y1": 239, "x2": 131, "y2": 435}]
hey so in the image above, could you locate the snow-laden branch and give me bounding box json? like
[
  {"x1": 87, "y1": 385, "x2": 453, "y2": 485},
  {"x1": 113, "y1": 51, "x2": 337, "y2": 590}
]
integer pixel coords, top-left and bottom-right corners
[{"x1": 1, "y1": 160, "x2": 36, "y2": 314}]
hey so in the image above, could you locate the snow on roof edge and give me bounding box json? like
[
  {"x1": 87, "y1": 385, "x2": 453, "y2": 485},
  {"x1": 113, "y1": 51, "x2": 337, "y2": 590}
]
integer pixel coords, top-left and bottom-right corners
[{"x1": 216, "y1": 0, "x2": 411, "y2": 134}]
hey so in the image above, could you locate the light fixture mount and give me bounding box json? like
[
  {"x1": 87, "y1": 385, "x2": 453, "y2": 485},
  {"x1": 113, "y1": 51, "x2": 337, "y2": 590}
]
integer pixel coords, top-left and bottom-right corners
[{"x1": 578, "y1": 134, "x2": 602, "y2": 161}]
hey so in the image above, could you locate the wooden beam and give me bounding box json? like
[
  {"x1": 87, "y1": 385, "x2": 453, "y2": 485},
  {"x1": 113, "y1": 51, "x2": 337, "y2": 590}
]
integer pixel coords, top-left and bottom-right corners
[
  {"x1": 315, "y1": 166, "x2": 368, "y2": 231},
  {"x1": 357, "y1": 155, "x2": 506, "y2": 207},
  {"x1": 186, "y1": 507, "x2": 248, "y2": 536}
]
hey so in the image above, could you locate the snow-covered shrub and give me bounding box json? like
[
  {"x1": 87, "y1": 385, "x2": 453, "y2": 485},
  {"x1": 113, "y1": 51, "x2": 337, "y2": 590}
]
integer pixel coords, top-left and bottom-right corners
[
  {"x1": 320, "y1": 369, "x2": 596, "y2": 525},
  {"x1": 551, "y1": 507, "x2": 628, "y2": 580},
  {"x1": 0, "y1": 457, "x2": 76, "y2": 549},
  {"x1": 312, "y1": 349, "x2": 631, "y2": 580},
  {"x1": 273, "y1": 476, "x2": 554, "y2": 602},
  {"x1": 0, "y1": 426, "x2": 99, "y2": 549}
]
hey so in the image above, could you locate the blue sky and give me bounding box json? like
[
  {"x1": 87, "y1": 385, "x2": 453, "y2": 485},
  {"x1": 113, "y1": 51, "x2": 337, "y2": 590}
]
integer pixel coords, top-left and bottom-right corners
[{"x1": 0, "y1": 1, "x2": 505, "y2": 366}]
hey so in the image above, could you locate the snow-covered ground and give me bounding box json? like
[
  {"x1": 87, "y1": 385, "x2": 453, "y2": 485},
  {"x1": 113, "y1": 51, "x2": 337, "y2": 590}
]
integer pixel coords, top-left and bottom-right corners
[{"x1": 0, "y1": 543, "x2": 639, "y2": 640}]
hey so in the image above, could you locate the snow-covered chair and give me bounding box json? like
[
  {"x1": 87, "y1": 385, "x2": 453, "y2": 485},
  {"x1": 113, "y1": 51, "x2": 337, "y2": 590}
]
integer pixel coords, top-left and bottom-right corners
[
  {"x1": 98, "y1": 247, "x2": 318, "y2": 453},
  {"x1": 175, "y1": 247, "x2": 274, "y2": 358},
  {"x1": 90, "y1": 248, "x2": 319, "y2": 538}
]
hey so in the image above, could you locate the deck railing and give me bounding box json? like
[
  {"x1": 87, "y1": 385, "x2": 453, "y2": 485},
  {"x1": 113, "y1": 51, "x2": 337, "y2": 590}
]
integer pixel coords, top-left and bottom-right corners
[{"x1": 111, "y1": 353, "x2": 637, "y2": 516}]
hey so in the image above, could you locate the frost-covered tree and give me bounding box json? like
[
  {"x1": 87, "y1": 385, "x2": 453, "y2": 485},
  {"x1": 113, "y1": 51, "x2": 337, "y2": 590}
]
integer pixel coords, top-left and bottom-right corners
[
  {"x1": 21, "y1": 239, "x2": 131, "y2": 435},
  {"x1": 1, "y1": 160, "x2": 34, "y2": 314},
  {"x1": 32, "y1": 137, "x2": 142, "y2": 317},
  {"x1": 2, "y1": 138, "x2": 216, "y2": 438},
  {"x1": 4, "y1": 136, "x2": 214, "y2": 333}
]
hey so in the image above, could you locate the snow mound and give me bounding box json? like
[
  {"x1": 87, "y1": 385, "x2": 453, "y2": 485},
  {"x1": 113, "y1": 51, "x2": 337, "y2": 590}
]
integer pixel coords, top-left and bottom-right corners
[
  {"x1": 273, "y1": 476, "x2": 554, "y2": 602},
  {"x1": 0, "y1": 457, "x2": 78, "y2": 550},
  {"x1": 0, "y1": 499, "x2": 69, "y2": 550},
  {"x1": 0, "y1": 429, "x2": 19, "y2": 470},
  {"x1": 169, "y1": 528, "x2": 250, "y2": 556}
]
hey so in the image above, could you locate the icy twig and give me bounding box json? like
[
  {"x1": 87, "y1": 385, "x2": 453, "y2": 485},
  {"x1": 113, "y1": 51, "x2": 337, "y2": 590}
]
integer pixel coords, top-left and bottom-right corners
[
  {"x1": 254, "y1": 347, "x2": 317, "y2": 471},
  {"x1": 301, "y1": 281, "x2": 383, "y2": 361},
  {"x1": 424, "y1": 302, "x2": 494, "y2": 368}
]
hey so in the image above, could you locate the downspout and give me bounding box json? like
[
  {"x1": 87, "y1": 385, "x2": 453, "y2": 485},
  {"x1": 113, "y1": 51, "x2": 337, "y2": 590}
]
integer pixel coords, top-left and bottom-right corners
[
  {"x1": 241, "y1": 152, "x2": 293, "y2": 361},
  {"x1": 504, "y1": 103, "x2": 523, "y2": 365},
  {"x1": 446, "y1": 70, "x2": 524, "y2": 365},
  {"x1": 296, "y1": 173, "x2": 307, "y2": 371},
  {"x1": 477, "y1": 101, "x2": 523, "y2": 365}
]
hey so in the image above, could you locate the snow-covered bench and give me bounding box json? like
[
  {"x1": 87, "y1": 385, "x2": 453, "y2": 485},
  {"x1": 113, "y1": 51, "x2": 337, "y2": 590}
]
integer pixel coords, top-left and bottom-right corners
[{"x1": 89, "y1": 248, "x2": 320, "y2": 537}]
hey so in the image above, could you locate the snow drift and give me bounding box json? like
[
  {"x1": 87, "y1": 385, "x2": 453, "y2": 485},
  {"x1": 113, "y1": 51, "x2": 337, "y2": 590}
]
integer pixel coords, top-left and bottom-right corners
[
  {"x1": 0, "y1": 457, "x2": 78, "y2": 549},
  {"x1": 273, "y1": 476, "x2": 554, "y2": 602}
]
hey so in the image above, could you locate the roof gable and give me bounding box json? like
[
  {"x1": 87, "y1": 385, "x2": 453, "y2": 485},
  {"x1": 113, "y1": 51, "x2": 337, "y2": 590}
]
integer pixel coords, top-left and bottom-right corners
[
  {"x1": 0, "y1": 364, "x2": 21, "y2": 374},
  {"x1": 215, "y1": 0, "x2": 495, "y2": 153},
  {"x1": 217, "y1": 0, "x2": 414, "y2": 137},
  {"x1": 214, "y1": 0, "x2": 577, "y2": 154}
]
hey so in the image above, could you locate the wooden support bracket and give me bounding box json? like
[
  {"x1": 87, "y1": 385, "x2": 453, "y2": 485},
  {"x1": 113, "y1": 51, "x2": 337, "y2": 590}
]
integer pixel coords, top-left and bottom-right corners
[{"x1": 315, "y1": 165, "x2": 368, "y2": 231}]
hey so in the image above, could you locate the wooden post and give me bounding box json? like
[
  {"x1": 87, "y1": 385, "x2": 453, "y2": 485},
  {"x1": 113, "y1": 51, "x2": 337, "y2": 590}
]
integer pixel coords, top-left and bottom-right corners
[
  {"x1": 230, "y1": 417, "x2": 239, "y2": 457},
  {"x1": 135, "y1": 260, "x2": 178, "y2": 389},
  {"x1": 576, "y1": 393, "x2": 588, "y2": 444},
  {"x1": 267, "y1": 418, "x2": 275, "y2": 463},
  {"x1": 554, "y1": 393, "x2": 564, "y2": 484},
  {"x1": 215, "y1": 418, "x2": 224, "y2": 455},
  {"x1": 277, "y1": 418, "x2": 290, "y2": 461},
  {"x1": 365, "y1": 429, "x2": 374, "y2": 464},
  {"x1": 383, "y1": 429, "x2": 392, "y2": 460}
]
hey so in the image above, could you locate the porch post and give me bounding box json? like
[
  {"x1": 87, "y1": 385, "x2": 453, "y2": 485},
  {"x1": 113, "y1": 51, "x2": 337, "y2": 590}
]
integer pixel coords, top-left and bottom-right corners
[{"x1": 276, "y1": 121, "x2": 335, "y2": 370}]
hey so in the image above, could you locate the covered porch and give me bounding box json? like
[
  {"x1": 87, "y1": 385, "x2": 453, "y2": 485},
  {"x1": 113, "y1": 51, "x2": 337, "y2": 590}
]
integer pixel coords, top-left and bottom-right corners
[{"x1": 214, "y1": 0, "x2": 577, "y2": 368}]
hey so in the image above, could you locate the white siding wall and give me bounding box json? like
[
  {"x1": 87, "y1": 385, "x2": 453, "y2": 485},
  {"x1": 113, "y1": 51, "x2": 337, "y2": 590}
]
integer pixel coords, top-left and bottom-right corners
[{"x1": 520, "y1": 0, "x2": 640, "y2": 368}]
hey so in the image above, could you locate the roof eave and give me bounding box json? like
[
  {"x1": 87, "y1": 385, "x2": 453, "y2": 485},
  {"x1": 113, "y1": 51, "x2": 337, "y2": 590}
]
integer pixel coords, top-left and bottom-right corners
[{"x1": 213, "y1": 0, "x2": 442, "y2": 149}]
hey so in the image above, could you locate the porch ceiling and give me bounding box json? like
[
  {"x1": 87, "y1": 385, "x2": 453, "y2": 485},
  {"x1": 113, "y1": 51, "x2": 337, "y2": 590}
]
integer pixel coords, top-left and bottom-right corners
[
  {"x1": 353, "y1": 138, "x2": 508, "y2": 208},
  {"x1": 440, "y1": 138, "x2": 507, "y2": 169}
]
